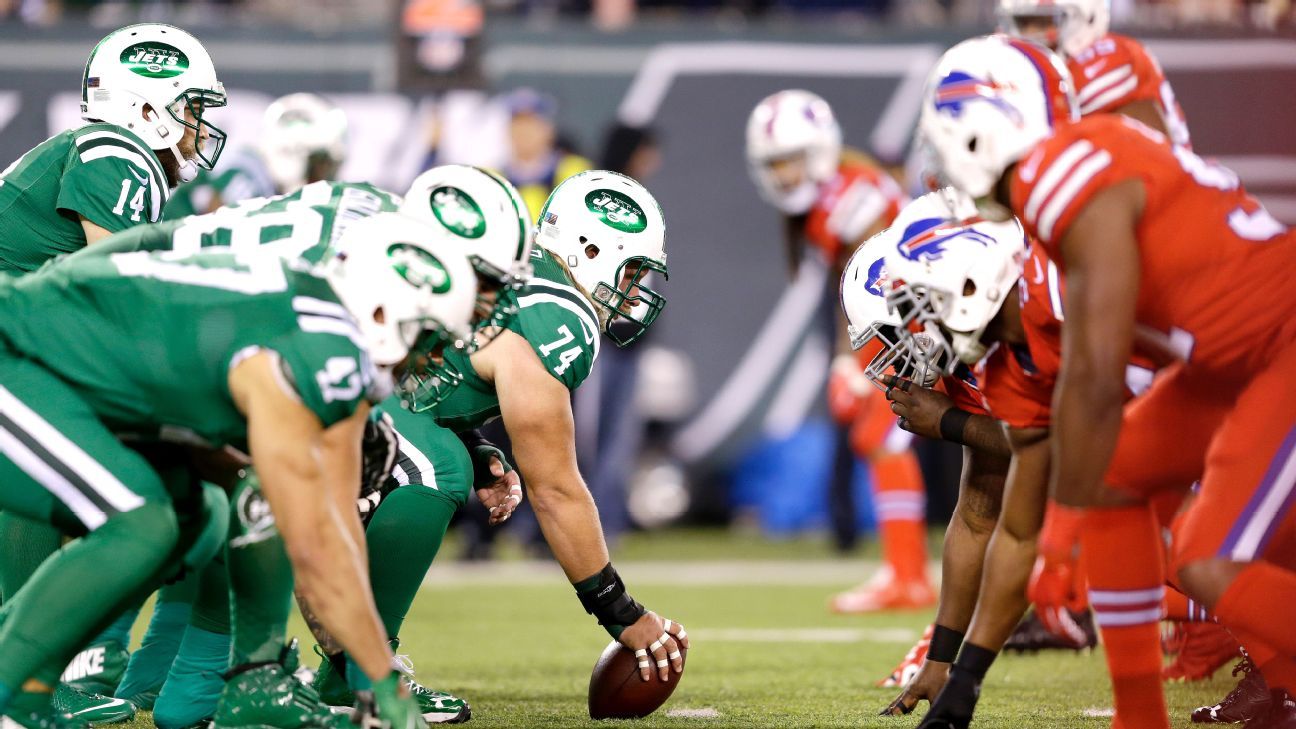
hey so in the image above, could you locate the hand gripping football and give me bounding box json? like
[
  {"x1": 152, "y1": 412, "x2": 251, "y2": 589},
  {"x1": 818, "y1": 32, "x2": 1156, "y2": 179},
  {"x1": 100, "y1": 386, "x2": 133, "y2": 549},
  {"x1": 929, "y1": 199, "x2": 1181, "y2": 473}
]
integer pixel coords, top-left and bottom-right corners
[{"x1": 588, "y1": 640, "x2": 687, "y2": 719}]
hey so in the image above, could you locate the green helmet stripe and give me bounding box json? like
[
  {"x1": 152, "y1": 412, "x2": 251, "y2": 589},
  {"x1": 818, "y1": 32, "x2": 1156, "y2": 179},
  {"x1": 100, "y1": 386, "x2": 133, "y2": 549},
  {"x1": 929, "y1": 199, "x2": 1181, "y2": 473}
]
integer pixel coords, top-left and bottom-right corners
[{"x1": 479, "y1": 166, "x2": 530, "y2": 262}]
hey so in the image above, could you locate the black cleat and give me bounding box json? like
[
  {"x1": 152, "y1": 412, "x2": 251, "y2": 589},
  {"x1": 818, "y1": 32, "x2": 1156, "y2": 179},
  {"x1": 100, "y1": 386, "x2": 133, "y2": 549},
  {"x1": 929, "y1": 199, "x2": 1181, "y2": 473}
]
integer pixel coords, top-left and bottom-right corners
[
  {"x1": 1192, "y1": 656, "x2": 1270, "y2": 723},
  {"x1": 1003, "y1": 608, "x2": 1097, "y2": 653},
  {"x1": 916, "y1": 666, "x2": 980, "y2": 729},
  {"x1": 1247, "y1": 690, "x2": 1296, "y2": 728}
]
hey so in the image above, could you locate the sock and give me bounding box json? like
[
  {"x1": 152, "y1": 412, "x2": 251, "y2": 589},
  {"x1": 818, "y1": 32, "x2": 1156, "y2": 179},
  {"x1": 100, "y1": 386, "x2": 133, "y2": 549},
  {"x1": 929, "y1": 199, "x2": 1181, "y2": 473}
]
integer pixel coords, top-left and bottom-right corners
[
  {"x1": 1162, "y1": 587, "x2": 1212, "y2": 622},
  {"x1": 92, "y1": 606, "x2": 142, "y2": 650},
  {"x1": 1213, "y1": 562, "x2": 1296, "y2": 658},
  {"x1": 365, "y1": 486, "x2": 458, "y2": 639},
  {"x1": 0, "y1": 515, "x2": 61, "y2": 603},
  {"x1": 345, "y1": 656, "x2": 373, "y2": 692},
  {"x1": 227, "y1": 477, "x2": 293, "y2": 666},
  {"x1": 869, "y1": 454, "x2": 927, "y2": 583},
  {"x1": 1081, "y1": 505, "x2": 1169, "y2": 729},
  {"x1": 152, "y1": 626, "x2": 230, "y2": 729},
  {"x1": 953, "y1": 642, "x2": 998, "y2": 680},
  {"x1": 0, "y1": 505, "x2": 176, "y2": 693},
  {"x1": 114, "y1": 573, "x2": 200, "y2": 704}
]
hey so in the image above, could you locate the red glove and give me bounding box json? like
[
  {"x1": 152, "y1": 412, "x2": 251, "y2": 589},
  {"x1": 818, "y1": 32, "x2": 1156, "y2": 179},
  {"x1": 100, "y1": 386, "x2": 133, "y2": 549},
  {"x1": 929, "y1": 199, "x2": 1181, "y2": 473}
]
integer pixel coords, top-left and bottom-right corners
[
  {"x1": 1028, "y1": 502, "x2": 1088, "y2": 647},
  {"x1": 827, "y1": 355, "x2": 868, "y2": 425}
]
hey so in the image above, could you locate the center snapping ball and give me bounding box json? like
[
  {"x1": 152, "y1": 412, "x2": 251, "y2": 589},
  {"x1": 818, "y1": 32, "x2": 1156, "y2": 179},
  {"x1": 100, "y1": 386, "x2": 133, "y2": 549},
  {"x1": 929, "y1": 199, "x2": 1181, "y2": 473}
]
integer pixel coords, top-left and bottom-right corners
[{"x1": 587, "y1": 640, "x2": 687, "y2": 719}]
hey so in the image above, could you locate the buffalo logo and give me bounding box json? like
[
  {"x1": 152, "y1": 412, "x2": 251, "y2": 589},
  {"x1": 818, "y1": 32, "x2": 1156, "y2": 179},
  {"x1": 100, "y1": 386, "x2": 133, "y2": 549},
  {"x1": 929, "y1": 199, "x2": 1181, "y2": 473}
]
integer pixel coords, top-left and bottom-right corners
[
  {"x1": 120, "y1": 43, "x2": 188, "y2": 79},
  {"x1": 864, "y1": 256, "x2": 889, "y2": 299},
  {"x1": 897, "y1": 217, "x2": 997, "y2": 263},
  {"x1": 430, "y1": 186, "x2": 486, "y2": 239},
  {"x1": 585, "y1": 189, "x2": 647, "y2": 234},
  {"x1": 933, "y1": 71, "x2": 1023, "y2": 126},
  {"x1": 388, "y1": 243, "x2": 452, "y2": 294}
]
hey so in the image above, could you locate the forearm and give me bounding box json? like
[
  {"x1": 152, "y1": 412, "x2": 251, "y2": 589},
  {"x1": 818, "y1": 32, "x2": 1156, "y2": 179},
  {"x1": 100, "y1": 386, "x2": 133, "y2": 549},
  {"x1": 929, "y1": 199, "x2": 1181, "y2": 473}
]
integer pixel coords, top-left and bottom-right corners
[
  {"x1": 934, "y1": 446, "x2": 1007, "y2": 632},
  {"x1": 286, "y1": 508, "x2": 390, "y2": 681},
  {"x1": 1051, "y1": 376, "x2": 1123, "y2": 506},
  {"x1": 529, "y1": 480, "x2": 611, "y2": 582},
  {"x1": 952, "y1": 413, "x2": 1011, "y2": 458}
]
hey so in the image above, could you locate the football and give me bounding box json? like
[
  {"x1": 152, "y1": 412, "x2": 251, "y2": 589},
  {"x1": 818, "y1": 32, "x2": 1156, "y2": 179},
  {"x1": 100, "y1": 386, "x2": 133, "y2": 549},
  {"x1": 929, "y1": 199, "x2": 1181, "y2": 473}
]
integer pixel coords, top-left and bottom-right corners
[{"x1": 587, "y1": 640, "x2": 687, "y2": 719}]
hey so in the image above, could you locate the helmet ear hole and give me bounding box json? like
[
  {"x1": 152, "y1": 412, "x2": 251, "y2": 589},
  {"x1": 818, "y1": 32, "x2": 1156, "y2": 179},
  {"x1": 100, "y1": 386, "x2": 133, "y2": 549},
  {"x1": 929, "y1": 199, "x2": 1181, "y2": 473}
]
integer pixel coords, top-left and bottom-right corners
[
  {"x1": 967, "y1": 135, "x2": 978, "y2": 153},
  {"x1": 963, "y1": 279, "x2": 977, "y2": 296},
  {"x1": 584, "y1": 243, "x2": 600, "y2": 260},
  {"x1": 373, "y1": 306, "x2": 386, "y2": 325}
]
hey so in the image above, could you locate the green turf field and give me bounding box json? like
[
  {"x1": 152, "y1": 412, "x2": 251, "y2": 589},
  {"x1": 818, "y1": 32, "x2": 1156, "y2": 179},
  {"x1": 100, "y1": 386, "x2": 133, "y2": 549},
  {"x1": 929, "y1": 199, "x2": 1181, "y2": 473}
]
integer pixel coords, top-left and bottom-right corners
[{"x1": 123, "y1": 529, "x2": 1236, "y2": 729}]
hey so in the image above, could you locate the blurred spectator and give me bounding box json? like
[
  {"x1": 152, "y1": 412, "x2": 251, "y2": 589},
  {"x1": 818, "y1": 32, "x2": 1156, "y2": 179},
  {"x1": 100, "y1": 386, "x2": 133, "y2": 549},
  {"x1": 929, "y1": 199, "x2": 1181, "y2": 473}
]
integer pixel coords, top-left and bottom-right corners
[
  {"x1": 398, "y1": 0, "x2": 486, "y2": 90},
  {"x1": 500, "y1": 87, "x2": 591, "y2": 216}
]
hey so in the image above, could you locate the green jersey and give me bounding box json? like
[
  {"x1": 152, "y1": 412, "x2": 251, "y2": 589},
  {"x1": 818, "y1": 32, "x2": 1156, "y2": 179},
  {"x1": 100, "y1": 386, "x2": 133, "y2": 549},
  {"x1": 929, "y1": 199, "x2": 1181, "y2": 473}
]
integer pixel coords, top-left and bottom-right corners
[
  {"x1": 0, "y1": 123, "x2": 169, "y2": 273},
  {"x1": 0, "y1": 247, "x2": 383, "y2": 448},
  {"x1": 431, "y1": 248, "x2": 601, "y2": 432},
  {"x1": 88, "y1": 180, "x2": 400, "y2": 264},
  {"x1": 164, "y1": 148, "x2": 276, "y2": 219}
]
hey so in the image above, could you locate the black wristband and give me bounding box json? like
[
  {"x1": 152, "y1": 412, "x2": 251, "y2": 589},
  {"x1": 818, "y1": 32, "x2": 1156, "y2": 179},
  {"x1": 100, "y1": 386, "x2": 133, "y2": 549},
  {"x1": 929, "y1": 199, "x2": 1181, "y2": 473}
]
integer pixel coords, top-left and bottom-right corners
[
  {"x1": 928, "y1": 624, "x2": 965, "y2": 663},
  {"x1": 574, "y1": 563, "x2": 647, "y2": 638},
  {"x1": 939, "y1": 408, "x2": 974, "y2": 445}
]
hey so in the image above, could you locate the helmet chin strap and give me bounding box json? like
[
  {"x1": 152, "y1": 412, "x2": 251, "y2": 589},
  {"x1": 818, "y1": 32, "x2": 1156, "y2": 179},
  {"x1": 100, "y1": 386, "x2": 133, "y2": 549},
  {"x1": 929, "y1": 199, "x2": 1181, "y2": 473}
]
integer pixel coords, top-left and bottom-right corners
[{"x1": 169, "y1": 145, "x2": 198, "y2": 184}]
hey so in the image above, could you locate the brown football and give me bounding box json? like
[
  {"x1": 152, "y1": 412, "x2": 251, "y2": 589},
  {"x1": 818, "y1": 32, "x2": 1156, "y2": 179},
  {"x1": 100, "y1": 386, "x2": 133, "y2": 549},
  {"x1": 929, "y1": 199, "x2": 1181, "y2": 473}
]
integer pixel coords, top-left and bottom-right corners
[{"x1": 587, "y1": 640, "x2": 687, "y2": 719}]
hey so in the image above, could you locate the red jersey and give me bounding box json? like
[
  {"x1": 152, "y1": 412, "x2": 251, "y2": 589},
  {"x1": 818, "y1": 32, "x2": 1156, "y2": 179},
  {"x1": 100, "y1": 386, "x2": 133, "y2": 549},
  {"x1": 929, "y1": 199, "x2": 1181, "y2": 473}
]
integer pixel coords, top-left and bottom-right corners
[
  {"x1": 1011, "y1": 115, "x2": 1296, "y2": 378},
  {"x1": 806, "y1": 162, "x2": 907, "y2": 267},
  {"x1": 976, "y1": 245, "x2": 1064, "y2": 430},
  {"x1": 1069, "y1": 33, "x2": 1190, "y2": 147}
]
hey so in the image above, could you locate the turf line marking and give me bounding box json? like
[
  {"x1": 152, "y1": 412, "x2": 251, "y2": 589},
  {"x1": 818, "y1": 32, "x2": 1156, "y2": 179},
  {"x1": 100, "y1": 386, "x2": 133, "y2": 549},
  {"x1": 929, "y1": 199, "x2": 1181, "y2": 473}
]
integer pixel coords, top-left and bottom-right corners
[
  {"x1": 666, "y1": 708, "x2": 721, "y2": 718},
  {"x1": 691, "y1": 627, "x2": 916, "y2": 644}
]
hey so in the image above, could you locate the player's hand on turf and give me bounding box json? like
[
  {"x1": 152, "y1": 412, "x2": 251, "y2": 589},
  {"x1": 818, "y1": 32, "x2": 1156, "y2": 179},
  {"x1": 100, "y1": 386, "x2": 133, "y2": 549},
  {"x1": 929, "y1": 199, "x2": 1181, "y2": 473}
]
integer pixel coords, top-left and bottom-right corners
[
  {"x1": 880, "y1": 659, "x2": 950, "y2": 716},
  {"x1": 619, "y1": 612, "x2": 688, "y2": 682},
  {"x1": 882, "y1": 375, "x2": 954, "y2": 439},
  {"x1": 356, "y1": 672, "x2": 428, "y2": 729},
  {"x1": 1027, "y1": 556, "x2": 1089, "y2": 648},
  {"x1": 474, "y1": 455, "x2": 522, "y2": 525}
]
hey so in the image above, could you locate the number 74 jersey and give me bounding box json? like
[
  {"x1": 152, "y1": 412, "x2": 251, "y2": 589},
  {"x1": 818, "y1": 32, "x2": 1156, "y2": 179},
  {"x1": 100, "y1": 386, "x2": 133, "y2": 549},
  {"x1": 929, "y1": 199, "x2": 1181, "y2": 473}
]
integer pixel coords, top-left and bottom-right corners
[
  {"x1": 0, "y1": 247, "x2": 384, "y2": 448},
  {"x1": 1009, "y1": 114, "x2": 1296, "y2": 377}
]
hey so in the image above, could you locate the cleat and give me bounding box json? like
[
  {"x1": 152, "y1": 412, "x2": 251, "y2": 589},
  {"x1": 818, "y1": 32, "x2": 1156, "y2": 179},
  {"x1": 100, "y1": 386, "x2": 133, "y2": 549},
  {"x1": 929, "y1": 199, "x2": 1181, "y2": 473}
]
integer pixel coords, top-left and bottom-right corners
[
  {"x1": 1192, "y1": 656, "x2": 1270, "y2": 724},
  {"x1": 878, "y1": 624, "x2": 933, "y2": 688},
  {"x1": 313, "y1": 641, "x2": 470, "y2": 724},
  {"x1": 60, "y1": 642, "x2": 129, "y2": 697},
  {"x1": 830, "y1": 568, "x2": 936, "y2": 614},
  {"x1": 1003, "y1": 609, "x2": 1097, "y2": 653},
  {"x1": 1250, "y1": 690, "x2": 1296, "y2": 729},
  {"x1": 915, "y1": 665, "x2": 979, "y2": 729},
  {"x1": 1163, "y1": 622, "x2": 1239, "y2": 682},
  {"x1": 50, "y1": 686, "x2": 134, "y2": 726},
  {"x1": 211, "y1": 641, "x2": 339, "y2": 729}
]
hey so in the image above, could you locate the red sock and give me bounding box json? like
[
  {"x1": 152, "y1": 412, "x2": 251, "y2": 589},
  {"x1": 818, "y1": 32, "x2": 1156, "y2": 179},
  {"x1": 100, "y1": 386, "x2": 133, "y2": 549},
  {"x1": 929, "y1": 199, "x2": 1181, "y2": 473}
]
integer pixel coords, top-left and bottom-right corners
[
  {"x1": 1081, "y1": 505, "x2": 1170, "y2": 729},
  {"x1": 1162, "y1": 586, "x2": 1212, "y2": 622},
  {"x1": 1213, "y1": 562, "x2": 1296, "y2": 657},
  {"x1": 871, "y1": 454, "x2": 927, "y2": 583}
]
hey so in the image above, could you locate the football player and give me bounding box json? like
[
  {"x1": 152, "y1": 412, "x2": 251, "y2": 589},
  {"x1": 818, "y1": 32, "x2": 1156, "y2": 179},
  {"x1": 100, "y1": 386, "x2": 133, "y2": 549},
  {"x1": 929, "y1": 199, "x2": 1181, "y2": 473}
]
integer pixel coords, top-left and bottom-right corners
[
  {"x1": 745, "y1": 90, "x2": 935, "y2": 613},
  {"x1": 70, "y1": 167, "x2": 527, "y2": 727},
  {"x1": 0, "y1": 212, "x2": 475, "y2": 729},
  {"x1": 0, "y1": 22, "x2": 227, "y2": 719},
  {"x1": 165, "y1": 93, "x2": 347, "y2": 218},
  {"x1": 310, "y1": 171, "x2": 689, "y2": 700},
  {"x1": 998, "y1": 0, "x2": 1190, "y2": 145},
  {"x1": 837, "y1": 192, "x2": 1013, "y2": 715},
  {"x1": 921, "y1": 33, "x2": 1296, "y2": 728}
]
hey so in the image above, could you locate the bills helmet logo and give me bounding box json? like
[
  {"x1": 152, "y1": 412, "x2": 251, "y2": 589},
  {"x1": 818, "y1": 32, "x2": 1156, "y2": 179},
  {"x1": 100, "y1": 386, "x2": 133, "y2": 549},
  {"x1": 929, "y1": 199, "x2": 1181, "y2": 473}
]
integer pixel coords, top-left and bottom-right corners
[
  {"x1": 934, "y1": 71, "x2": 1024, "y2": 126},
  {"x1": 864, "y1": 256, "x2": 889, "y2": 298},
  {"x1": 897, "y1": 217, "x2": 997, "y2": 263}
]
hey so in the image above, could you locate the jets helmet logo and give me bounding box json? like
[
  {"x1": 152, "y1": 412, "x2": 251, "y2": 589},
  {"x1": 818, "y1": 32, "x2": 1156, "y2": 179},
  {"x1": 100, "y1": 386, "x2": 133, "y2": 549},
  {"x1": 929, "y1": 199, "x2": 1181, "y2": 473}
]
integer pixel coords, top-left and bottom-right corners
[
  {"x1": 430, "y1": 187, "x2": 486, "y2": 239},
  {"x1": 897, "y1": 217, "x2": 996, "y2": 263},
  {"x1": 388, "y1": 243, "x2": 453, "y2": 294},
  {"x1": 586, "y1": 189, "x2": 647, "y2": 234},
  {"x1": 120, "y1": 42, "x2": 189, "y2": 79}
]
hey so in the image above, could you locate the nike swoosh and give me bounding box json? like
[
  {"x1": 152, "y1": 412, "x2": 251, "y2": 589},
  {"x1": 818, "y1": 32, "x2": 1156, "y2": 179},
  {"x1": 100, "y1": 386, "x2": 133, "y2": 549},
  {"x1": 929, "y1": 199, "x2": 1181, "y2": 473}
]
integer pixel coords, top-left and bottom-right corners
[
  {"x1": 70, "y1": 698, "x2": 130, "y2": 717},
  {"x1": 126, "y1": 166, "x2": 149, "y2": 185}
]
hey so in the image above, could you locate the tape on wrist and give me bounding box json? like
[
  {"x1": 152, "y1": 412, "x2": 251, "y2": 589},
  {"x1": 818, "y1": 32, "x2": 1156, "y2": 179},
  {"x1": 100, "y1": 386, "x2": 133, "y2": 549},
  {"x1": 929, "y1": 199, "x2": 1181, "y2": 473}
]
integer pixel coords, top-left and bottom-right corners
[
  {"x1": 928, "y1": 624, "x2": 966, "y2": 664},
  {"x1": 574, "y1": 562, "x2": 647, "y2": 639},
  {"x1": 939, "y1": 408, "x2": 974, "y2": 445}
]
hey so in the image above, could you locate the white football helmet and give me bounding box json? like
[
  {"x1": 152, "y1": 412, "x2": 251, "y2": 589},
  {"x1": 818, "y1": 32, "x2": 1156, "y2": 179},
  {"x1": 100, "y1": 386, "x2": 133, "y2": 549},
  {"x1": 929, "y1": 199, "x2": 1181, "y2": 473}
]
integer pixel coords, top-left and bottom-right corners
[
  {"x1": 323, "y1": 212, "x2": 478, "y2": 408},
  {"x1": 745, "y1": 90, "x2": 842, "y2": 215},
  {"x1": 919, "y1": 35, "x2": 1077, "y2": 211},
  {"x1": 258, "y1": 93, "x2": 348, "y2": 195},
  {"x1": 882, "y1": 192, "x2": 1028, "y2": 369},
  {"x1": 81, "y1": 23, "x2": 227, "y2": 183},
  {"x1": 998, "y1": 0, "x2": 1111, "y2": 58},
  {"x1": 536, "y1": 170, "x2": 667, "y2": 347}
]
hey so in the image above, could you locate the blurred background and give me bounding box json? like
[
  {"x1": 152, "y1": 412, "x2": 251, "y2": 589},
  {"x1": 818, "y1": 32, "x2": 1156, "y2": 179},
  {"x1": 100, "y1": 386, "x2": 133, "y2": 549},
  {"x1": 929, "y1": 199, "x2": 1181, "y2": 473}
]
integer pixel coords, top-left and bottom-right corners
[{"x1": 3, "y1": 0, "x2": 1293, "y2": 559}]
